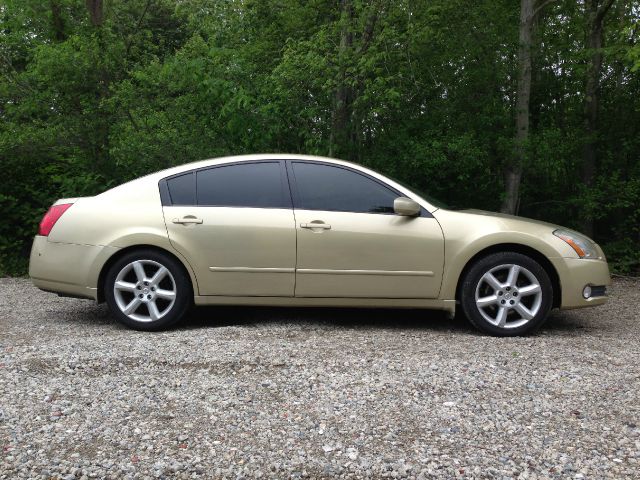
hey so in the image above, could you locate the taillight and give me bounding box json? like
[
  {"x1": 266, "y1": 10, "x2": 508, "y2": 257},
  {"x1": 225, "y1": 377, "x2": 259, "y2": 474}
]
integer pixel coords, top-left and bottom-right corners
[{"x1": 38, "y1": 203, "x2": 73, "y2": 236}]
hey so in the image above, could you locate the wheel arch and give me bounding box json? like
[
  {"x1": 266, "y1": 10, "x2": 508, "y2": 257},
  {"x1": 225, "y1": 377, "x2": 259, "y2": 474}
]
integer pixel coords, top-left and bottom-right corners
[
  {"x1": 96, "y1": 244, "x2": 197, "y2": 303},
  {"x1": 454, "y1": 243, "x2": 561, "y2": 309}
]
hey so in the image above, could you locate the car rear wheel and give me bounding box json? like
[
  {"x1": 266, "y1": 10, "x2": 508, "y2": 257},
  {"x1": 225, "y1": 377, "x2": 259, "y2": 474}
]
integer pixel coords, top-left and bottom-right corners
[
  {"x1": 460, "y1": 252, "x2": 553, "y2": 336},
  {"x1": 104, "y1": 250, "x2": 192, "y2": 330}
]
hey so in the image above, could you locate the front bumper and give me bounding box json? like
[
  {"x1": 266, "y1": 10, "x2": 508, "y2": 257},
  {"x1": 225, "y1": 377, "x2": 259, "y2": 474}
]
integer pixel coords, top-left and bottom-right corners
[
  {"x1": 29, "y1": 236, "x2": 118, "y2": 301},
  {"x1": 554, "y1": 257, "x2": 611, "y2": 309}
]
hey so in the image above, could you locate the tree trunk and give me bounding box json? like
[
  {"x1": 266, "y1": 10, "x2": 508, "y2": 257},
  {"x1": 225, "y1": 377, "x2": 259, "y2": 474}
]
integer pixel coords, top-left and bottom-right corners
[
  {"x1": 85, "y1": 0, "x2": 104, "y2": 27},
  {"x1": 50, "y1": 0, "x2": 66, "y2": 41},
  {"x1": 501, "y1": 0, "x2": 534, "y2": 215},
  {"x1": 329, "y1": 0, "x2": 354, "y2": 159},
  {"x1": 581, "y1": 0, "x2": 615, "y2": 236}
]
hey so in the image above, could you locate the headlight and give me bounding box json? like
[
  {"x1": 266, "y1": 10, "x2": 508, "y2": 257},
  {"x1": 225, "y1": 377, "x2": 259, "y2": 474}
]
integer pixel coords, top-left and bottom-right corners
[{"x1": 553, "y1": 229, "x2": 599, "y2": 259}]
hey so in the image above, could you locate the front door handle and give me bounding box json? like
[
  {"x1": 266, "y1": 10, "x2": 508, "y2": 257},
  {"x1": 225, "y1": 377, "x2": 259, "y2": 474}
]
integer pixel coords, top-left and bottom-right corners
[
  {"x1": 172, "y1": 216, "x2": 203, "y2": 225},
  {"x1": 300, "y1": 222, "x2": 331, "y2": 230}
]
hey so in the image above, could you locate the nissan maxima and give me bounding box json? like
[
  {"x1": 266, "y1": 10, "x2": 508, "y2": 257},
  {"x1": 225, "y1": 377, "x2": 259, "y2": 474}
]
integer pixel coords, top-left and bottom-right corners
[{"x1": 29, "y1": 154, "x2": 610, "y2": 336}]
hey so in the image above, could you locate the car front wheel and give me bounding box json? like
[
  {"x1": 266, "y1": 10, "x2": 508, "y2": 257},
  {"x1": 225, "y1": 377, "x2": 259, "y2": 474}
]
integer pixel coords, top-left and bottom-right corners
[
  {"x1": 460, "y1": 252, "x2": 553, "y2": 336},
  {"x1": 104, "y1": 250, "x2": 192, "y2": 330}
]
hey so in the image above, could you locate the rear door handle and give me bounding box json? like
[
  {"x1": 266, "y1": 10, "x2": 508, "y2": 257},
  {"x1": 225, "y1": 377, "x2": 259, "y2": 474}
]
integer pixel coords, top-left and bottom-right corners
[
  {"x1": 172, "y1": 216, "x2": 203, "y2": 225},
  {"x1": 300, "y1": 222, "x2": 331, "y2": 230}
]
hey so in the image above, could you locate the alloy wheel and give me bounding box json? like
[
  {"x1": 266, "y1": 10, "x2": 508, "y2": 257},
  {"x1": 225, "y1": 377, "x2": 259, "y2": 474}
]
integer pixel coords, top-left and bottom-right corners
[
  {"x1": 113, "y1": 259, "x2": 177, "y2": 322},
  {"x1": 474, "y1": 263, "x2": 543, "y2": 329}
]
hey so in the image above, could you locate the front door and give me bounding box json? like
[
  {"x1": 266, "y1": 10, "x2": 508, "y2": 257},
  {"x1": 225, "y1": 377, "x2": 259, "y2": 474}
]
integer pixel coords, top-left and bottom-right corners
[
  {"x1": 163, "y1": 161, "x2": 296, "y2": 296},
  {"x1": 289, "y1": 161, "x2": 445, "y2": 298}
]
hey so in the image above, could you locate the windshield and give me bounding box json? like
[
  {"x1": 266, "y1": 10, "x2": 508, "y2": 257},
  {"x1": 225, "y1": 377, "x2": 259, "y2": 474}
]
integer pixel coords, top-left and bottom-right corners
[{"x1": 387, "y1": 174, "x2": 451, "y2": 210}]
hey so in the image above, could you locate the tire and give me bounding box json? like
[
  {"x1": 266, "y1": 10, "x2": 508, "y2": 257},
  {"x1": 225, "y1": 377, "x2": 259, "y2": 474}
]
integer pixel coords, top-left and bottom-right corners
[
  {"x1": 104, "y1": 249, "x2": 192, "y2": 331},
  {"x1": 459, "y1": 252, "x2": 553, "y2": 336}
]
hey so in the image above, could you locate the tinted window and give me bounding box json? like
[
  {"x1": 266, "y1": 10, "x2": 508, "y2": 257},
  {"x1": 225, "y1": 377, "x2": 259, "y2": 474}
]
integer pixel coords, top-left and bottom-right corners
[
  {"x1": 292, "y1": 162, "x2": 398, "y2": 214},
  {"x1": 166, "y1": 173, "x2": 195, "y2": 205},
  {"x1": 197, "y1": 162, "x2": 287, "y2": 208}
]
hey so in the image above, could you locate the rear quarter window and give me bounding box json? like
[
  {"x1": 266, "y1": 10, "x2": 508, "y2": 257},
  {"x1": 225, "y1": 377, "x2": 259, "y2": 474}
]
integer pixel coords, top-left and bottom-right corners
[{"x1": 166, "y1": 172, "x2": 195, "y2": 205}]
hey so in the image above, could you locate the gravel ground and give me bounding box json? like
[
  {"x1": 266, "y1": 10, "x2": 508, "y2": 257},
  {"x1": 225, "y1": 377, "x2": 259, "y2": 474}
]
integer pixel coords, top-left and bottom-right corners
[{"x1": 1, "y1": 277, "x2": 639, "y2": 479}]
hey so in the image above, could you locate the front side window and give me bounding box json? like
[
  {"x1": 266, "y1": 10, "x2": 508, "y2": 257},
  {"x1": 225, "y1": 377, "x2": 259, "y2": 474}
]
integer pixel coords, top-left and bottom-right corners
[
  {"x1": 291, "y1": 162, "x2": 398, "y2": 214},
  {"x1": 196, "y1": 162, "x2": 288, "y2": 208}
]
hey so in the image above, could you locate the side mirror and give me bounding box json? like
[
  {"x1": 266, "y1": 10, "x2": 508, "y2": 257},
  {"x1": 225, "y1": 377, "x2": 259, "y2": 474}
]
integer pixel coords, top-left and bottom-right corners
[{"x1": 393, "y1": 197, "x2": 421, "y2": 217}]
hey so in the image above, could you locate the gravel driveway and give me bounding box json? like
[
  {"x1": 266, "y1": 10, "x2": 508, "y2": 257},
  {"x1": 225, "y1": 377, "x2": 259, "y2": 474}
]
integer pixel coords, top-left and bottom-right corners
[{"x1": 1, "y1": 277, "x2": 639, "y2": 479}]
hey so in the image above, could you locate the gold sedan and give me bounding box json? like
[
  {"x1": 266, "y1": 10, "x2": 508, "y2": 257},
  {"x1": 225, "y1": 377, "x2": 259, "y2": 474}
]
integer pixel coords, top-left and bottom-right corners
[{"x1": 29, "y1": 155, "x2": 610, "y2": 336}]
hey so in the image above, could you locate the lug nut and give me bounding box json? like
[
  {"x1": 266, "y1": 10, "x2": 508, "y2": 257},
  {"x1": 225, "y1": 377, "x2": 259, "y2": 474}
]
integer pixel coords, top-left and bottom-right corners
[
  {"x1": 513, "y1": 292, "x2": 518, "y2": 297},
  {"x1": 151, "y1": 287, "x2": 155, "y2": 291},
  {"x1": 501, "y1": 300, "x2": 506, "y2": 305},
  {"x1": 138, "y1": 294, "x2": 143, "y2": 298},
  {"x1": 509, "y1": 300, "x2": 514, "y2": 305},
  {"x1": 136, "y1": 285, "x2": 141, "y2": 290},
  {"x1": 506, "y1": 286, "x2": 511, "y2": 291},
  {"x1": 144, "y1": 281, "x2": 149, "y2": 286},
  {"x1": 498, "y1": 291, "x2": 503, "y2": 296},
  {"x1": 147, "y1": 295, "x2": 152, "y2": 299}
]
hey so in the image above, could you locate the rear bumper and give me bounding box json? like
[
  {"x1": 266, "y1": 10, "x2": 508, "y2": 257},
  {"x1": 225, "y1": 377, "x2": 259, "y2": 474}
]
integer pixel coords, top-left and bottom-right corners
[
  {"x1": 553, "y1": 257, "x2": 611, "y2": 309},
  {"x1": 29, "y1": 236, "x2": 118, "y2": 301}
]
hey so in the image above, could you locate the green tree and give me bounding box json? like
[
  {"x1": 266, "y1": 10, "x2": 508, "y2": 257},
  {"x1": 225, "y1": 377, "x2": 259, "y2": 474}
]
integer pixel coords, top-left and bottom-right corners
[{"x1": 1, "y1": 0, "x2": 639, "y2": 275}]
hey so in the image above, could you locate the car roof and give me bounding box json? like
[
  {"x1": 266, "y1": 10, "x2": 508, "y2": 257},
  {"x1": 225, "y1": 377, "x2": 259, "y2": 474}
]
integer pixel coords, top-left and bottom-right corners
[
  {"x1": 154, "y1": 154, "x2": 362, "y2": 177},
  {"x1": 118, "y1": 154, "x2": 439, "y2": 213}
]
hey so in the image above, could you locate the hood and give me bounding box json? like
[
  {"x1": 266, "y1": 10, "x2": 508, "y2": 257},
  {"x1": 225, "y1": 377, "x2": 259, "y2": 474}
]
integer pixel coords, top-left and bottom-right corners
[{"x1": 456, "y1": 209, "x2": 564, "y2": 231}]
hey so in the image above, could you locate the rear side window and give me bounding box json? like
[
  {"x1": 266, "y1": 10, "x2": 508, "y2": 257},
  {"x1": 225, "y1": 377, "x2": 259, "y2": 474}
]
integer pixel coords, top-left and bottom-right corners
[
  {"x1": 196, "y1": 162, "x2": 288, "y2": 208},
  {"x1": 166, "y1": 172, "x2": 195, "y2": 205},
  {"x1": 291, "y1": 162, "x2": 398, "y2": 214}
]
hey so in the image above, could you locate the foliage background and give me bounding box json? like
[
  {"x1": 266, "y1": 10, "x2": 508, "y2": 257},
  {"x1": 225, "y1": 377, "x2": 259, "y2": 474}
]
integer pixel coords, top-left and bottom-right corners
[{"x1": 1, "y1": 0, "x2": 638, "y2": 275}]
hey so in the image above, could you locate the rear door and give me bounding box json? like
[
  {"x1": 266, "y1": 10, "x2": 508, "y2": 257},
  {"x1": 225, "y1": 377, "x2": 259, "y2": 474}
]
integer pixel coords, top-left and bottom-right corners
[
  {"x1": 162, "y1": 161, "x2": 296, "y2": 297},
  {"x1": 289, "y1": 161, "x2": 445, "y2": 298}
]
